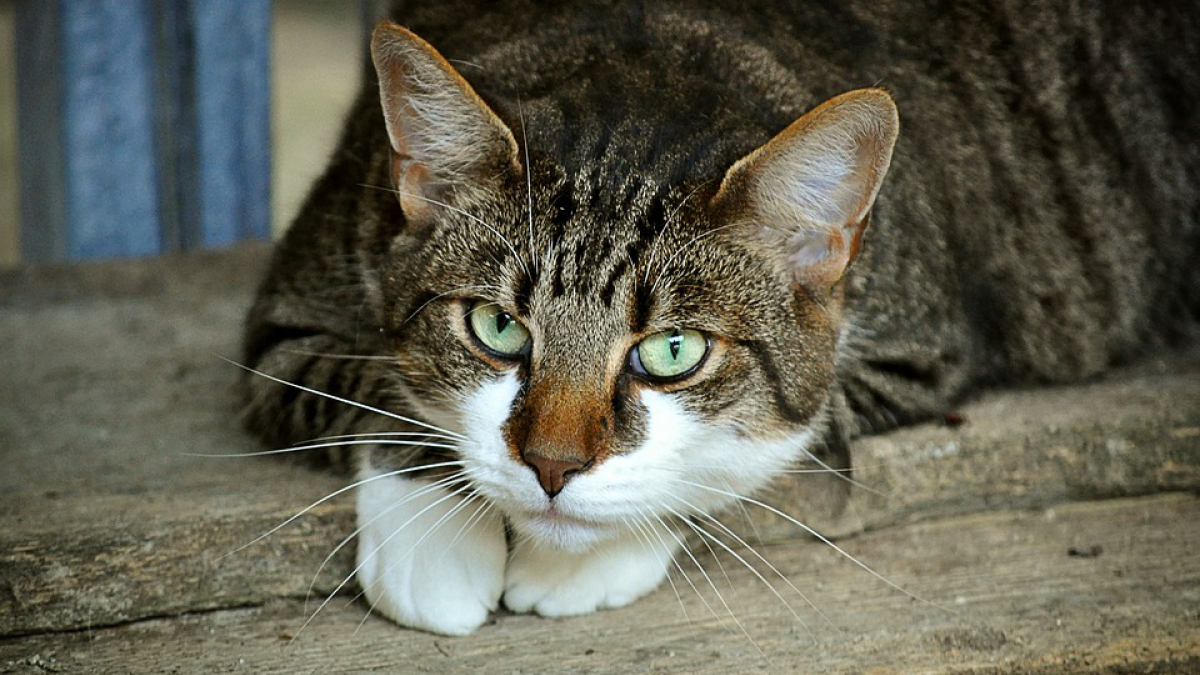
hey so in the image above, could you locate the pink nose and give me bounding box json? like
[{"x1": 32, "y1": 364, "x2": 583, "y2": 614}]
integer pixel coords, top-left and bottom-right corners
[{"x1": 522, "y1": 452, "x2": 588, "y2": 498}]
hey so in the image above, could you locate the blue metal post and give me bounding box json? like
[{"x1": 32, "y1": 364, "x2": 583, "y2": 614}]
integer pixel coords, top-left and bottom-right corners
[
  {"x1": 14, "y1": 0, "x2": 271, "y2": 263},
  {"x1": 189, "y1": 1, "x2": 271, "y2": 248},
  {"x1": 61, "y1": 0, "x2": 164, "y2": 259}
]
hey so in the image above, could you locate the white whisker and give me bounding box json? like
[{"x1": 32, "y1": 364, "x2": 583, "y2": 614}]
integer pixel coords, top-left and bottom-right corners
[
  {"x1": 361, "y1": 183, "x2": 531, "y2": 278},
  {"x1": 276, "y1": 347, "x2": 399, "y2": 362},
  {"x1": 635, "y1": 512, "x2": 718, "y2": 627},
  {"x1": 669, "y1": 504, "x2": 818, "y2": 638},
  {"x1": 298, "y1": 430, "x2": 461, "y2": 445},
  {"x1": 800, "y1": 449, "x2": 886, "y2": 497},
  {"x1": 712, "y1": 477, "x2": 765, "y2": 552},
  {"x1": 517, "y1": 96, "x2": 536, "y2": 272},
  {"x1": 402, "y1": 283, "x2": 502, "y2": 326},
  {"x1": 647, "y1": 510, "x2": 760, "y2": 651},
  {"x1": 437, "y1": 496, "x2": 494, "y2": 564},
  {"x1": 649, "y1": 221, "x2": 743, "y2": 295},
  {"x1": 304, "y1": 472, "x2": 468, "y2": 612},
  {"x1": 355, "y1": 485, "x2": 481, "y2": 632},
  {"x1": 622, "y1": 515, "x2": 692, "y2": 626},
  {"x1": 297, "y1": 479, "x2": 475, "y2": 641},
  {"x1": 221, "y1": 461, "x2": 463, "y2": 560},
  {"x1": 642, "y1": 180, "x2": 712, "y2": 285},
  {"x1": 185, "y1": 438, "x2": 459, "y2": 459},
  {"x1": 678, "y1": 497, "x2": 836, "y2": 633},
  {"x1": 672, "y1": 479, "x2": 947, "y2": 610},
  {"x1": 669, "y1": 508, "x2": 739, "y2": 597},
  {"x1": 225, "y1": 357, "x2": 466, "y2": 441},
  {"x1": 774, "y1": 467, "x2": 855, "y2": 474},
  {"x1": 676, "y1": 515, "x2": 783, "y2": 611}
]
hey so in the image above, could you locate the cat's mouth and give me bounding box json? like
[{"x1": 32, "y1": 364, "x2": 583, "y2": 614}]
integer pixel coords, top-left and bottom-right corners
[
  {"x1": 510, "y1": 505, "x2": 617, "y2": 550},
  {"x1": 535, "y1": 505, "x2": 598, "y2": 527}
]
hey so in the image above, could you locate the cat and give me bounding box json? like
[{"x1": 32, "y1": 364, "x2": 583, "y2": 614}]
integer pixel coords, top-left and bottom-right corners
[{"x1": 241, "y1": 0, "x2": 1200, "y2": 636}]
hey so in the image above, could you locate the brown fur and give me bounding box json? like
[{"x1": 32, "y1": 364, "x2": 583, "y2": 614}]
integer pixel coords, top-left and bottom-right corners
[{"x1": 241, "y1": 0, "x2": 1199, "y2": 482}]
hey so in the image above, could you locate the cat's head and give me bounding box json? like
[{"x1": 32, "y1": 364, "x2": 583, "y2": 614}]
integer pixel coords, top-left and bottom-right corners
[{"x1": 368, "y1": 22, "x2": 897, "y2": 551}]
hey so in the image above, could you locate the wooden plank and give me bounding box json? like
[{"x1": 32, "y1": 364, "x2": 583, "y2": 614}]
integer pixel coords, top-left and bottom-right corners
[
  {"x1": 1, "y1": 495, "x2": 1196, "y2": 674},
  {"x1": 763, "y1": 357, "x2": 1200, "y2": 540},
  {"x1": 0, "y1": 247, "x2": 1198, "y2": 643},
  {"x1": 0, "y1": 494, "x2": 355, "y2": 638}
]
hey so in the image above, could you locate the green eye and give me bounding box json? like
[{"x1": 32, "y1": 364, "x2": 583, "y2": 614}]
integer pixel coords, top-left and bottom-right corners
[
  {"x1": 632, "y1": 329, "x2": 708, "y2": 380},
  {"x1": 467, "y1": 301, "x2": 531, "y2": 356}
]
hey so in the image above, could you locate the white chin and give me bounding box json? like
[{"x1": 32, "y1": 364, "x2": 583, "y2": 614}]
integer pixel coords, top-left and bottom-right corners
[{"x1": 509, "y1": 510, "x2": 619, "y2": 553}]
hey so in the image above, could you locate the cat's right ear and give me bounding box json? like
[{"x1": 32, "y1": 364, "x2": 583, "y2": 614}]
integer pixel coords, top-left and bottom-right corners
[
  {"x1": 371, "y1": 22, "x2": 521, "y2": 219},
  {"x1": 714, "y1": 89, "x2": 899, "y2": 296}
]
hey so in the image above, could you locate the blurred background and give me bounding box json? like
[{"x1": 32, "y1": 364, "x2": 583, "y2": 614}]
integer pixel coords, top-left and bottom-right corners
[{"x1": 0, "y1": 0, "x2": 365, "y2": 268}]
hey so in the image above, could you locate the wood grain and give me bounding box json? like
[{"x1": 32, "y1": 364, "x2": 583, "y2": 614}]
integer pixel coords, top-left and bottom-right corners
[
  {"x1": 1, "y1": 247, "x2": 1197, "y2": 672},
  {"x1": 1, "y1": 495, "x2": 1196, "y2": 674}
]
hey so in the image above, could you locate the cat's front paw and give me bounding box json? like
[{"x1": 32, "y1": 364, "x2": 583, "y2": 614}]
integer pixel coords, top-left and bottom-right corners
[
  {"x1": 503, "y1": 526, "x2": 678, "y2": 617},
  {"x1": 355, "y1": 473, "x2": 506, "y2": 636}
]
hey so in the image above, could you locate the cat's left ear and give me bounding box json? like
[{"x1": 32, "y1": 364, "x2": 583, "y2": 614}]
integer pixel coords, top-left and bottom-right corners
[
  {"x1": 371, "y1": 22, "x2": 521, "y2": 218},
  {"x1": 715, "y1": 89, "x2": 899, "y2": 294}
]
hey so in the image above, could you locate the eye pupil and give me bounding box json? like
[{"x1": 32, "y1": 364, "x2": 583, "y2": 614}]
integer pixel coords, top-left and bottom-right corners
[
  {"x1": 667, "y1": 330, "x2": 682, "y2": 360},
  {"x1": 631, "y1": 328, "x2": 708, "y2": 381},
  {"x1": 466, "y1": 301, "x2": 530, "y2": 358}
]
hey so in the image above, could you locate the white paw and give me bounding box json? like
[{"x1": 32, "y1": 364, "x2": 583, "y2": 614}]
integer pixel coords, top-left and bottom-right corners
[
  {"x1": 503, "y1": 525, "x2": 679, "y2": 617},
  {"x1": 355, "y1": 472, "x2": 506, "y2": 636}
]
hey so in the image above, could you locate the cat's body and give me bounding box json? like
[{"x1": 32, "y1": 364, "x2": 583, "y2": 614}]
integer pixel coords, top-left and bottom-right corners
[{"x1": 242, "y1": 0, "x2": 1199, "y2": 635}]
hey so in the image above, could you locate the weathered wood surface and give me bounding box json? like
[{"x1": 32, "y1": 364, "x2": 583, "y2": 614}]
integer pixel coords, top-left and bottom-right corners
[
  {"x1": 2, "y1": 495, "x2": 1197, "y2": 674},
  {"x1": 770, "y1": 355, "x2": 1200, "y2": 540},
  {"x1": 1, "y1": 247, "x2": 1197, "y2": 672}
]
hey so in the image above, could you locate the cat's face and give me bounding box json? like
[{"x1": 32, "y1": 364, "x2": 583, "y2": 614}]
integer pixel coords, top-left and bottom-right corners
[
  {"x1": 378, "y1": 173, "x2": 835, "y2": 551},
  {"x1": 369, "y1": 23, "x2": 896, "y2": 551}
]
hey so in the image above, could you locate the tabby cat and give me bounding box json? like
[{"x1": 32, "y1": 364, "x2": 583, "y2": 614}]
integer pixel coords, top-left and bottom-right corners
[{"x1": 242, "y1": 0, "x2": 1199, "y2": 635}]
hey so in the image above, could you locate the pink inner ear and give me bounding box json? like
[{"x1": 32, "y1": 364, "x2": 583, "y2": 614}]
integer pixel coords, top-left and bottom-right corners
[
  {"x1": 789, "y1": 229, "x2": 834, "y2": 268},
  {"x1": 788, "y1": 226, "x2": 855, "y2": 291},
  {"x1": 372, "y1": 21, "x2": 521, "y2": 200},
  {"x1": 716, "y1": 89, "x2": 897, "y2": 294},
  {"x1": 393, "y1": 156, "x2": 437, "y2": 221}
]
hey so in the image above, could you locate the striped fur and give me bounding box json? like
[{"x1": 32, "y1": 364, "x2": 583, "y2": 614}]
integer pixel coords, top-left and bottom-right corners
[{"x1": 239, "y1": 0, "x2": 1200, "y2": 634}]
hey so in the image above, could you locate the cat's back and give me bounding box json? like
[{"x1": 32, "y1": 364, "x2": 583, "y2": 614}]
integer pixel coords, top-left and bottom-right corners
[
  {"x1": 254, "y1": 0, "x2": 1198, "y2": 438},
  {"x1": 815, "y1": 0, "x2": 1200, "y2": 428}
]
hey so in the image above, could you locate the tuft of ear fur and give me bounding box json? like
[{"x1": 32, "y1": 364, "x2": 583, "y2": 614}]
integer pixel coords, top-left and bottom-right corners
[
  {"x1": 716, "y1": 89, "x2": 899, "y2": 294},
  {"x1": 371, "y1": 21, "x2": 521, "y2": 217}
]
